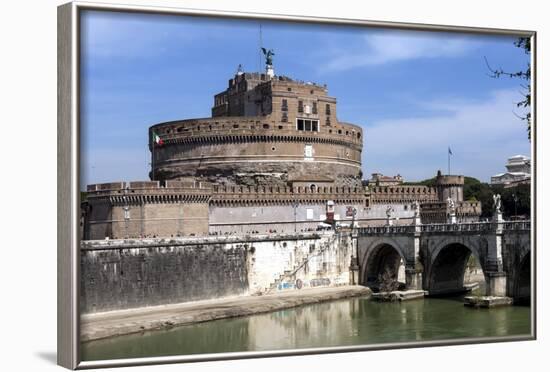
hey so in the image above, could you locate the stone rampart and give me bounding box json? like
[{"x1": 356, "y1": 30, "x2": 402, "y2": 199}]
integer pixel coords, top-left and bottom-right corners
[{"x1": 80, "y1": 232, "x2": 353, "y2": 313}]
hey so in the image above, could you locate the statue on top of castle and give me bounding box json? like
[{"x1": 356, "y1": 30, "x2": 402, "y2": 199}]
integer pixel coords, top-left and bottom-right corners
[
  {"x1": 236, "y1": 64, "x2": 244, "y2": 75},
  {"x1": 261, "y1": 47, "x2": 275, "y2": 66}
]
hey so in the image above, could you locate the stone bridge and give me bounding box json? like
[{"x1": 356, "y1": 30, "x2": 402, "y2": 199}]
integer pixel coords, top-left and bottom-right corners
[{"x1": 355, "y1": 220, "x2": 531, "y2": 301}]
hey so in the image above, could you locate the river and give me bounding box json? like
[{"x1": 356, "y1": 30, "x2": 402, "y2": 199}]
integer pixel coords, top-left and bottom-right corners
[{"x1": 81, "y1": 291, "x2": 531, "y2": 361}]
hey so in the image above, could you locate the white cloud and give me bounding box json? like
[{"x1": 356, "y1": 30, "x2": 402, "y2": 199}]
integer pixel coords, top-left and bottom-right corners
[
  {"x1": 322, "y1": 31, "x2": 476, "y2": 72},
  {"x1": 363, "y1": 89, "x2": 531, "y2": 182}
]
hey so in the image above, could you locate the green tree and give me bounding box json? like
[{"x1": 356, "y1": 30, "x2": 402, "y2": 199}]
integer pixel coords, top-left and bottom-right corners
[{"x1": 407, "y1": 175, "x2": 531, "y2": 219}]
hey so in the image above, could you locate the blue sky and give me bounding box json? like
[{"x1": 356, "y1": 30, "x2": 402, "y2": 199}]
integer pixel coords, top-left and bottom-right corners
[{"x1": 80, "y1": 10, "x2": 531, "y2": 186}]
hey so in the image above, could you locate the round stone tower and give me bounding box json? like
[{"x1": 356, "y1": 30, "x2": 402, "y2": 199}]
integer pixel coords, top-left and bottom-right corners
[
  {"x1": 149, "y1": 72, "x2": 363, "y2": 187},
  {"x1": 436, "y1": 170, "x2": 464, "y2": 202}
]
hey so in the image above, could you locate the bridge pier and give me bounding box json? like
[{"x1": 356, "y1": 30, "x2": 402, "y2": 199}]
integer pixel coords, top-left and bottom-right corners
[
  {"x1": 406, "y1": 229, "x2": 423, "y2": 290},
  {"x1": 405, "y1": 268, "x2": 423, "y2": 290},
  {"x1": 485, "y1": 271, "x2": 507, "y2": 297}
]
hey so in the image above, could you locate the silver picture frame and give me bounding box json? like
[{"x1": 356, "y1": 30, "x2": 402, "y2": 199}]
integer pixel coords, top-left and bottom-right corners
[{"x1": 57, "y1": 1, "x2": 537, "y2": 369}]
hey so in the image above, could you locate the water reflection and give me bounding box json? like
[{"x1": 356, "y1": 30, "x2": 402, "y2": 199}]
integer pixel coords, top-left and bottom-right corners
[{"x1": 82, "y1": 296, "x2": 530, "y2": 361}]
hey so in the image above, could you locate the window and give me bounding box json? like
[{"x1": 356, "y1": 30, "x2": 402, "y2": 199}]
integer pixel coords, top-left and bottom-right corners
[
  {"x1": 296, "y1": 119, "x2": 319, "y2": 132},
  {"x1": 326, "y1": 116, "x2": 331, "y2": 126},
  {"x1": 281, "y1": 99, "x2": 288, "y2": 111},
  {"x1": 304, "y1": 104, "x2": 311, "y2": 114},
  {"x1": 304, "y1": 144, "x2": 313, "y2": 159},
  {"x1": 312, "y1": 102, "x2": 318, "y2": 114},
  {"x1": 281, "y1": 112, "x2": 288, "y2": 122},
  {"x1": 298, "y1": 100, "x2": 304, "y2": 113},
  {"x1": 312, "y1": 121, "x2": 318, "y2": 131},
  {"x1": 325, "y1": 104, "x2": 331, "y2": 115}
]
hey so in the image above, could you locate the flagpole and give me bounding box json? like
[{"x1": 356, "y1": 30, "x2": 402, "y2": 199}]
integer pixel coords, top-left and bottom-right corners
[
  {"x1": 151, "y1": 131, "x2": 154, "y2": 180},
  {"x1": 448, "y1": 148, "x2": 450, "y2": 175}
]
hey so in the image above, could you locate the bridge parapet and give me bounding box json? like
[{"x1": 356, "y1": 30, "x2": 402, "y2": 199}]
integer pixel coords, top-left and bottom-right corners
[
  {"x1": 357, "y1": 225, "x2": 415, "y2": 235},
  {"x1": 501, "y1": 221, "x2": 531, "y2": 231},
  {"x1": 357, "y1": 221, "x2": 530, "y2": 236}
]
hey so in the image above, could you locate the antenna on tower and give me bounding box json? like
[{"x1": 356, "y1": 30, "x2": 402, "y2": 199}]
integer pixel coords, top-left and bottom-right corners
[{"x1": 258, "y1": 23, "x2": 263, "y2": 73}]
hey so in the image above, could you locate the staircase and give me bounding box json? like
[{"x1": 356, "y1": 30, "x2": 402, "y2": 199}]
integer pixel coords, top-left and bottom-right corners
[{"x1": 264, "y1": 233, "x2": 338, "y2": 294}]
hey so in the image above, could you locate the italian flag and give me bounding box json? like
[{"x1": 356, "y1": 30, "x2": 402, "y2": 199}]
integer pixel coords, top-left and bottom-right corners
[{"x1": 152, "y1": 131, "x2": 164, "y2": 146}]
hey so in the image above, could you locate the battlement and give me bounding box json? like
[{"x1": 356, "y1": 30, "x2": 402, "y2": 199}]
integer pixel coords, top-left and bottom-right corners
[
  {"x1": 421, "y1": 200, "x2": 481, "y2": 211},
  {"x1": 211, "y1": 184, "x2": 364, "y2": 206},
  {"x1": 436, "y1": 174, "x2": 464, "y2": 186},
  {"x1": 420, "y1": 200, "x2": 482, "y2": 224},
  {"x1": 368, "y1": 185, "x2": 438, "y2": 204},
  {"x1": 86, "y1": 180, "x2": 213, "y2": 201}
]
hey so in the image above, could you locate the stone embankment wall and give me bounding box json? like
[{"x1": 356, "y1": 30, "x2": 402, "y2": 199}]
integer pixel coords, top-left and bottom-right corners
[{"x1": 81, "y1": 232, "x2": 353, "y2": 314}]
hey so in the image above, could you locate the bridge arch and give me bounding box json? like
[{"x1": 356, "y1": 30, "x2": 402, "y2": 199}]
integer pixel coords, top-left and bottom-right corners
[
  {"x1": 426, "y1": 239, "x2": 487, "y2": 296},
  {"x1": 360, "y1": 238, "x2": 407, "y2": 291},
  {"x1": 513, "y1": 251, "x2": 530, "y2": 304}
]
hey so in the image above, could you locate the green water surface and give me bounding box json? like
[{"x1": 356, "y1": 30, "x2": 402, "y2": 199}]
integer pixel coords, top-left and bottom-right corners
[{"x1": 81, "y1": 294, "x2": 531, "y2": 361}]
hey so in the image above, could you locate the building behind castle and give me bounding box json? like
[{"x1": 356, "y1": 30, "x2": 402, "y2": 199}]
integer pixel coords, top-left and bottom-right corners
[
  {"x1": 82, "y1": 69, "x2": 481, "y2": 240},
  {"x1": 491, "y1": 155, "x2": 531, "y2": 187}
]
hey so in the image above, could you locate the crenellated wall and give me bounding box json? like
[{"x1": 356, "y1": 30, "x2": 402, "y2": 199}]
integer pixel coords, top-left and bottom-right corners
[
  {"x1": 368, "y1": 185, "x2": 438, "y2": 204},
  {"x1": 83, "y1": 181, "x2": 212, "y2": 240},
  {"x1": 420, "y1": 201, "x2": 482, "y2": 224},
  {"x1": 82, "y1": 175, "x2": 481, "y2": 240}
]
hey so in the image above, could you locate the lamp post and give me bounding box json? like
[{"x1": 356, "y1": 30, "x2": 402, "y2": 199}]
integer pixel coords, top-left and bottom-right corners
[{"x1": 512, "y1": 193, "x2": 518, "y2": 218}]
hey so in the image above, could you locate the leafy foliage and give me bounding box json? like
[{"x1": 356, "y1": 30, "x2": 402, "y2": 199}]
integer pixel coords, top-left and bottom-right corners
[
  {"x1": 406, "y1": 176, "x2": 530, "y2": 219},
  {"x1": 484, "y1": 37, "x2": 531, "y2": 140},
  {"x1": 377, "y1": 267, "x2": 401, "y2": 294}
]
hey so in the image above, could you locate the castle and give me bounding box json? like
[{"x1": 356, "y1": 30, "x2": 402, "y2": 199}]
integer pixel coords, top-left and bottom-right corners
[{"x1": 82, "y1": 65, "x2": 481, "y2": 240}]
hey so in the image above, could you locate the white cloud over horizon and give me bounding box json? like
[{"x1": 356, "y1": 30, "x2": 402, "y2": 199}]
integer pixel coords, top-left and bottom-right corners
[
  {"x1": 363, "y1": 89, "x2": 531, "y2": 182},
  {"x1": 321, "y1": 31, "x2": 477, "y2": 72}
]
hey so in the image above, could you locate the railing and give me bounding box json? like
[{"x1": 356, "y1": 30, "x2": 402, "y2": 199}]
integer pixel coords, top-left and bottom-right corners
[
  {"x1": 357, "y1": 220, "x2": 531, "y2": 235},
  {"x1": 421, "y1": 222, "x2": 494, "y2": 233},
  {"x1": 357, "y1": 225, "x2": 416, "y2": 235},
  {"x1": 502, "y1": 221, "x2": 531, "y2": 231}
]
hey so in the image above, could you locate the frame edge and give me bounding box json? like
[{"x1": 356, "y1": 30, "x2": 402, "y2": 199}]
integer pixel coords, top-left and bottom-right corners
[{"x1": 58, "y1": 2, "x2": 79, "y2": 369}]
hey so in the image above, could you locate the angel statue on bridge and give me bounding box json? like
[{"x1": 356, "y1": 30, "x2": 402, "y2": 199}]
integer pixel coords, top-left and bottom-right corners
[
  {"x1": 493, "y1": 193, "x2": 502, "y2": 213},
  {"x1": 412, "y1": 200, "x2": 421, "y2": 217},
  {"x1": 446, "y1": 197, "x2": 456, "y2": 213}
]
